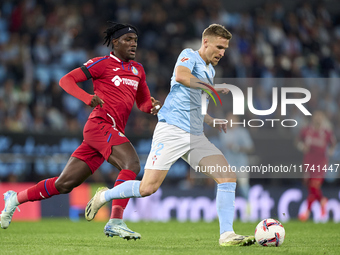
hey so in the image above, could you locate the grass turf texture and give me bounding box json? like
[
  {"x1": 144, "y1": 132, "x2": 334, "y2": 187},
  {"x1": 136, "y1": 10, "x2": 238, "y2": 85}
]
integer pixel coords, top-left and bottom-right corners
[{"x1": 1, "y1": 219, "x2": 339, "y2": 255}]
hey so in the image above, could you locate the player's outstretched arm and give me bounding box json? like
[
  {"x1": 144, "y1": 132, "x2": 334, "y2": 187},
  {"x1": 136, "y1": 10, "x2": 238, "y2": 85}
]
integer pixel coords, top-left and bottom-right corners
[
  {"x1": 136, "y1": 94, "x2": 161, "y2": 115},
  {"x1": 136, "y1": 71, "x2": 161, "y2": 115},
  {"x1": 215, "y1": 87, "x2": 230, "y2": 94},
  {"x1": 175, "y1": 66, "x2": 213, "y2": 90},
  {"x1": 59, "y1": 67, "x2": 96, "y2": 106}
]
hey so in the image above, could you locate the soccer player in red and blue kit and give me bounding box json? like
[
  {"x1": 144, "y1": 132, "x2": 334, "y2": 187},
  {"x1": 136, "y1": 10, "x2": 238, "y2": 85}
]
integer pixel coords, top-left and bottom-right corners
[
  {"x1": 0, "y1": 22, "x2": 161, "y2": 240},
  {"x1": 297, "y1": 111, "x2": 336, "y2": 221}
]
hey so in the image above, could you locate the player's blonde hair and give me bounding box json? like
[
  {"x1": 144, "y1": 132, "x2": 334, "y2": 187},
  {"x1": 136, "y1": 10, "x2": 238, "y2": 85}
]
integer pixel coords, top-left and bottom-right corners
[{"x1": 202, "y1": 24, "x2": 232, "y2": 40}]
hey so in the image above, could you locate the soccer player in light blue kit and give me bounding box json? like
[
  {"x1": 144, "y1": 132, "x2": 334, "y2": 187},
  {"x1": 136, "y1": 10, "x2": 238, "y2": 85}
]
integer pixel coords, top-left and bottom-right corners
[{"x1": 86, "y1": 24, "x2": 255, "y2": 246}]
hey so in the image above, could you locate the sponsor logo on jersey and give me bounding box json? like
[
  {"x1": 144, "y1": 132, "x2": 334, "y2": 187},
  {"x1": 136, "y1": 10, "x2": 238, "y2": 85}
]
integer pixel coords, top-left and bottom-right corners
[
  {"x1": 113, "y1": 68, "x2": 120, "y2": 71},
  {"x1": 118, "y1": 132, "x2": 125, "y2": 137},
  {"x1": 122, "y1": 78, "x2": 138, "y2": 90},
  {"x1": 131, "y1": 66, "x2": 138, "y2": 75},
  {"x1": 111, "y1": 75, "x2": 123, "y2": 86},
  {"x1": 111, "y1": 75, "x2": 138, "y2": 90},
  {"x1": 181, "y1": 57, "x2": 189, "y2": 62}
]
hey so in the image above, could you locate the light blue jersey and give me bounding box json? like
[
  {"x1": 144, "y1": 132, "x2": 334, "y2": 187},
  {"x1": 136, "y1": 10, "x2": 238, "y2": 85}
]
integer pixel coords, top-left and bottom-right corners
[{"x1": 158, "y1": 48, "x2": 215, "y2": 135}]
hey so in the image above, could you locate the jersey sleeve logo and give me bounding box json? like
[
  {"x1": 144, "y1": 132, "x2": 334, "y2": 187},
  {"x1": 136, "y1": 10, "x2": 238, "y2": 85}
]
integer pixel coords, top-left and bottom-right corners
[
  {"x1": 181, "y1": 57, "x2": 189, "y2": 62},
  {"x1": 131, "y1": 66, "x2": 139, "y2": 75},
  {"x1": 83, "y1": 59, "x2": 93, "y2": 66}
]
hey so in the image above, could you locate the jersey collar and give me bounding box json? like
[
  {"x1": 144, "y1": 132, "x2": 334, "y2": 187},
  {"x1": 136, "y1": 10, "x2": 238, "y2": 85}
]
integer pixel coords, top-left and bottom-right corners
[
  {"x1": 110, "y1": 52, "x2": 122, "y2": 62},
  {"x1": 195, "y1": 50, "x2": 208, "y2": 66},
  {"x1": 110, "y1": 52, "x2": 132, "y2": 63},
  {"x1": 195, "y1": 51, "x2": 213, "y2": 85}
]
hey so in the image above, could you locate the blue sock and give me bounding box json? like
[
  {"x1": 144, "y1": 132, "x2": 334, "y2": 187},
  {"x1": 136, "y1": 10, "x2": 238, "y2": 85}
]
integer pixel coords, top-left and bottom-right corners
[
  {"x1": 104, "y1": 180, "x2": 142, "y2": 202},
  {"x1": 216, "y1": 182, "x2": 236, "y2": 235}
]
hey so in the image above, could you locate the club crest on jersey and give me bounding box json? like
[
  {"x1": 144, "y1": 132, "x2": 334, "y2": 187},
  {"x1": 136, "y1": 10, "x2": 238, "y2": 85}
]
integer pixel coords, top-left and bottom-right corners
[
  {"x1": 118, "y1": 132, "x2": 125, "y2": 137},
  {"x1": 152, "y1": 155, "x2": 157, "y2": 165},
  {"x1": 131, "y1": 66, "x2": 138, "y2": 75}
]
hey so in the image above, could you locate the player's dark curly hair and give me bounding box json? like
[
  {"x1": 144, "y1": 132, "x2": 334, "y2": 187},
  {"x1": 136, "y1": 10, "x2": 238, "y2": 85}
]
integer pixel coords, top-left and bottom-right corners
[{"x1": 103, "y1": 21, "x2": 139, "y2": 48}]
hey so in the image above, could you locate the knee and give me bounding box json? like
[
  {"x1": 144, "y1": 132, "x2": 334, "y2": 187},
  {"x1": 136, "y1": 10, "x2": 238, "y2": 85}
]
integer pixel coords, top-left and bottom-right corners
[
  {"x1": 55, "y1": 179, "x2": 75, "y2": 194},
  {"x1": 139, "y1": 185, "x2": 158, "y2": 197},
  {"x1": 125, "y1": 160, "x2": 140, "y2": 175}
]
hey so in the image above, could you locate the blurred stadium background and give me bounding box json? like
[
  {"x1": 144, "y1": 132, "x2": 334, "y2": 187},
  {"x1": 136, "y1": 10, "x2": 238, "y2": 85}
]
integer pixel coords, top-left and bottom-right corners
[{"x1": 0, "y1": 0, "x2": 340, "y2": 223}]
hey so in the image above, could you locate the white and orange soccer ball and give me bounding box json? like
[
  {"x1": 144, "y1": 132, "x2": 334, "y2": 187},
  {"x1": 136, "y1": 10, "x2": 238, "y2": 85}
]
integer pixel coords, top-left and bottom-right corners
[{"x1": 254, "y1": 218, "x2": 285, "y2": 247}]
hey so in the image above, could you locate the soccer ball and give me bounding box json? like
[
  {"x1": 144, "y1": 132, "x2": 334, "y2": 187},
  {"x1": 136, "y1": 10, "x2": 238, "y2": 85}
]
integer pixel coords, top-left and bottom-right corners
[{"x1": 254, "y1": 218, "x2": 285, "y2": 247}]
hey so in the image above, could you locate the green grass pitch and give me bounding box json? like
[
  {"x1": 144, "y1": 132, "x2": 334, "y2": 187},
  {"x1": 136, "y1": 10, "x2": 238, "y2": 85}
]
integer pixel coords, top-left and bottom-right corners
[{"x1": 1, "y1": 219, "x2": 339, "y2": 255}]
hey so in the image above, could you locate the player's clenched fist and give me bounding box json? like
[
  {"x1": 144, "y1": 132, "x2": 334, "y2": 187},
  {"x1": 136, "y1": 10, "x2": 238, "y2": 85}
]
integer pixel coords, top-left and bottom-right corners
[
  {"x1": 150, "y1": 97, "x2": 161, "y2": 115},
  {"x1": 90, "y1": 95, "x2": 104, "y2": 108}
]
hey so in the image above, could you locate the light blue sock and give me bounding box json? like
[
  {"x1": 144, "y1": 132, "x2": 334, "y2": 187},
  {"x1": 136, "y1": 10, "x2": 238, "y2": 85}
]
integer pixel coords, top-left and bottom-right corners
[
  {"x1": 104, "y1": 180, "x2": 142, "y2": 202},
  {"x1": 216, "y1": 182, "x2": 236, "y2": 235}
]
